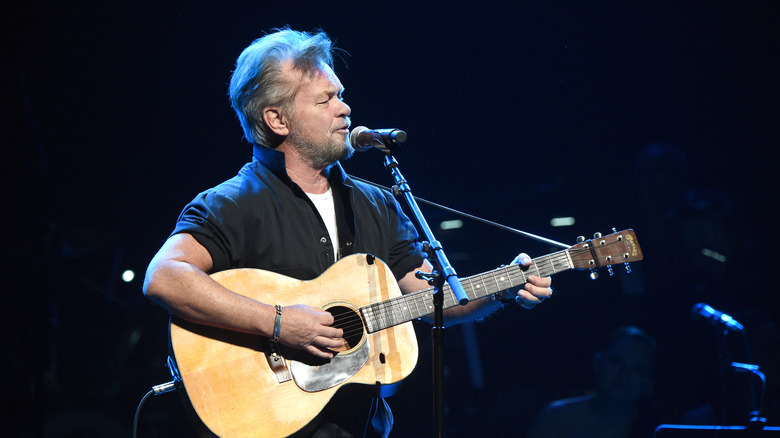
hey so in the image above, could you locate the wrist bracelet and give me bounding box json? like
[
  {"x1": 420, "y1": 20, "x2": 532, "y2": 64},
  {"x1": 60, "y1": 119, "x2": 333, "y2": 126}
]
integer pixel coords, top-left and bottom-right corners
[{"x1": 272, "y1": 304, "x2": 282, "y2": 342}]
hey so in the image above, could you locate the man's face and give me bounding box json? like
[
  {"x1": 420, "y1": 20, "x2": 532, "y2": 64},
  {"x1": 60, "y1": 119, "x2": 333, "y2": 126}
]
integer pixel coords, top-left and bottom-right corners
[
  {"x1": 285, "y1": 62, "x2": 352, "y2": 169},
  {"x1": 594, "y1": 338, "x2": 655, "y2": 404}
]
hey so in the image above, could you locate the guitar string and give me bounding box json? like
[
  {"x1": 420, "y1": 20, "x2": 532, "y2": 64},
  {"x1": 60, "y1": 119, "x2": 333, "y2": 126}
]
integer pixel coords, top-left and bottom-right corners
[
  {"x1": 309, "y1": 249, "x2": 571, "y2": 339},
  {"x1": 327, "y1": 241, "x2": 627, "y2": 337},
  {"x1": 364, "y1": 251, "x2": 571, "y2": 321},
  {"x1": 357, "y1": 250, "x2": 577, "y2": 332}
]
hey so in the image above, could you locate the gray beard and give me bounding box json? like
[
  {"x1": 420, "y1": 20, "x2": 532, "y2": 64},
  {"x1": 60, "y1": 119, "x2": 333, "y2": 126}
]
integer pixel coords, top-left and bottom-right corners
[{"x1": 289, "y1": 129, "x2": 354, "y2": 170}]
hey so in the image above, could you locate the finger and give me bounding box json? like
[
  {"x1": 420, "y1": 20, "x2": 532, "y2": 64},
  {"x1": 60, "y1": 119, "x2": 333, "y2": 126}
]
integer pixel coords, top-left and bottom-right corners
[
  {"x1": 514, "y1": 294, "x2": 539, "y2": 310},
  {"x1": 321, "y1": 326, "x2": 344, "y2": 339},
  {"x1": 525, "y1": 282, "x2": 553, "y2": 300},
  {"x1": 527, "y1": 275, "x2": 552, "y2": 288},
  {"x1": 514, "y1": 253, "x2": 532, "y2": 266},
  {"x1": 305, "y1": 345, "x2": 334, "y2": 359},
  {"x1": 313, "y1": 336, "x2": 344, "y2": 350},
  {"x1": 517, "y1": 288, "x2": 545, "y2": 304}
]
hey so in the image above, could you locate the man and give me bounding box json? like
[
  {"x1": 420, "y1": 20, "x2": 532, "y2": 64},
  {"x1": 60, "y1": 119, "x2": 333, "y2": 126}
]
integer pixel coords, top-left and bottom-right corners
[
  {"x1": 526, "y1": 326, "x2": 660, "y2": 438},
  {"x1": 143, "y1": 28, "x2": 552, "y2": 437}
]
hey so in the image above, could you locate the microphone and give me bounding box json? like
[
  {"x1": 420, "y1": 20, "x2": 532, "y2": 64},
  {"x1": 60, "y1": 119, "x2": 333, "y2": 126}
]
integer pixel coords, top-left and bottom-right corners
[
  {"x1": 692, "y1": 303, "x2": 744, "y2": 332},
  {"x1": 349, "y1": 126, "x2": 407, "y2": 152}
]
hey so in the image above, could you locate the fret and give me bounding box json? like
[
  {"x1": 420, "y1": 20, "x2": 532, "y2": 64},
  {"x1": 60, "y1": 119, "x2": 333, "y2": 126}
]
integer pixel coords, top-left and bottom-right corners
[
  {"x1": 401, "y1": 296, "x2": 413, "y2": 322},
  {"x1": 388, "y1": 301, "x2": 399, "y2": 327},
  {"x1": 368, "y1": 302, "x2": 384, "y2": 333},
  {"x1": 411, "y1": 292, "x2": 422, "y2": 317},
  {"x1": 563, "y1": 250, "x2": 574, "y2": 272},
  {"x1": 512, "y1": 264, "x2": 527, "y2": 286},
  {"x1": 503, "y1": 266, "x2": 515, "y2": 290},
  {"x1": 361, "y1": 305, "x2": 375, "y2": 333},
  {"x1": 463, "y1": 278, "x2": 476, "y2": 301},
  {"x1": 536, "y1": 255, "x2": 550, "y2": 276},
  {"x1": 393, "y1": 299, "x2": 403, "y2": 325},
  {"x1": 422, "y1": 290, "x2": 434, "y2": 315},
  {"x1": 469, "y1": 274, "x2": 483, "y2": 300},
  {"x1": 492, "y1": 268, "x2": 511, "y2": 292},
  {"x1": 377, "y1": 303, "x2": 387, "y2": 330},
  {"x1": 385, "y1": 298, "x2": 402, "y2": 329},
  {"x1": 489, "y1": 270, "x2": 501, "y2": 297},
  {"x1": 501, "y1": 266, "x2": 513, "y2": 290},
  {"x1": 402, "y1": 296, "x2": 413, "y2": 321},
  {"x1": 443, "y1": 287, "x2": 458, "y2": 308},
  {"x1": 475, "y1": 274, "x2": 487, "y2": 298},
  {"x1": 392, "y1": 298, "x2": 405, "y2": 325},
  {"x1": 396, "y1": 300, "x2": 406, "y2": 325}
]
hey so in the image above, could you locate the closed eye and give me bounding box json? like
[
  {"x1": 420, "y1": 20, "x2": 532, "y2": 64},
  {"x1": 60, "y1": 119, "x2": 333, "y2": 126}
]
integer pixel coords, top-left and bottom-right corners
[{"x1": 317, "y1": 92, "x2": 344, "y2": 105}]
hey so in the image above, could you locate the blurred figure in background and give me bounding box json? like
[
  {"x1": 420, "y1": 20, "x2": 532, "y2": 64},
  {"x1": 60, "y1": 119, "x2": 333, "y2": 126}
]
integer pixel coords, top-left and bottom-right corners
[{"x1": 527, "y1": 326, "x2": 665, "y2": 438}]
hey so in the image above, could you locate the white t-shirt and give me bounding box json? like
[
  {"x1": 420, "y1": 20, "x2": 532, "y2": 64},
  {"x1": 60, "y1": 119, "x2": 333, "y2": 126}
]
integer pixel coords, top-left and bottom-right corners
[{"x1": 306, "y1": 188, "x2": 339, "y2": 259}]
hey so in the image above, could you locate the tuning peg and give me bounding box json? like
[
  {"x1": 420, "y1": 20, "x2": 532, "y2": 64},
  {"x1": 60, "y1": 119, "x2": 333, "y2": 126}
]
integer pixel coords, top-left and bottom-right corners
[
  {"x1": 624, "y1": 262, "x2": 632, "y2": 274},
  {"x1": 589, "y1": 268, "x2": 599, "y2": 280},
  {"x1": 593, "y1": 232, "x2": 602, "y2": 238},
  {"x1": 607, "y1": 265, "x2": 614, "y2": 276},
  {"x1": 576, "y1": 236, "x2": 586, "y2": 243}
]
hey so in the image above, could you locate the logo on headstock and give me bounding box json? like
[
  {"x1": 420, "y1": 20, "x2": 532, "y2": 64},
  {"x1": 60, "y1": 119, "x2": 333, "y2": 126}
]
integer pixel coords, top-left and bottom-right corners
[{"x1": 625, "y1": 234, "x2": 638, "y2": 257}]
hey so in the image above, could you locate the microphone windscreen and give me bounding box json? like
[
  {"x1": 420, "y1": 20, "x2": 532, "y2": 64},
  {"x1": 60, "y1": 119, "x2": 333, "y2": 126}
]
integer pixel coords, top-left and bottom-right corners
[{"x1": 349, "y1": 126, "x2": 371, "y2": 150}]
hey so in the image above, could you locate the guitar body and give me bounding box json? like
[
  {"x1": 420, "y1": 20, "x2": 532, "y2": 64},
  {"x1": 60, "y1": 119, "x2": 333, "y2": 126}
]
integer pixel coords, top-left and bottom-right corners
[
  {"x1": 169, "y1": 254, "x2": 419, "y2": 438},
  {"x1": 167, "y1": 229, "x2": 643, "y2": 437}
]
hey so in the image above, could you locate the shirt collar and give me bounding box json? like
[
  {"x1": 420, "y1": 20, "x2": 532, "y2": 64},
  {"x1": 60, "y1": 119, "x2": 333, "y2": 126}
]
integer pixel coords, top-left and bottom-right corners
[
  {"x1": 252, "y1": 144, "x2": 351, "y2": 187},
  {"x1": 252, "y1": 145, "x2": 288, "y2": 181}
]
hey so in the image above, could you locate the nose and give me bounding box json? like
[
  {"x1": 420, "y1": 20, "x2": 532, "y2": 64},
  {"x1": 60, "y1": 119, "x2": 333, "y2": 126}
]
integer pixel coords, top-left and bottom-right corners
[{"x1": 338, "y1": 98, "x2": 351, "y2": 118}]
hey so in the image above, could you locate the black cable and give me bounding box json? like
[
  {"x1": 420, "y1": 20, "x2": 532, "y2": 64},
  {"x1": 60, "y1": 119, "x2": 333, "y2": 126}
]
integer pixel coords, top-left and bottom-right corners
[
  {"x1": 133, "y1": 357, "x2": 181, "y2": 437},
  {"x1": 132, "y1": 380, "x2": 180, "y2": 437}
]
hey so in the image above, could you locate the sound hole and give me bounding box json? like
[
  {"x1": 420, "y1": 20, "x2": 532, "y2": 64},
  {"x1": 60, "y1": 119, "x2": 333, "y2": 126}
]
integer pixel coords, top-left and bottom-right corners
[{"x1": 327, "y1": 305, "x2": 365, "y2": 352}]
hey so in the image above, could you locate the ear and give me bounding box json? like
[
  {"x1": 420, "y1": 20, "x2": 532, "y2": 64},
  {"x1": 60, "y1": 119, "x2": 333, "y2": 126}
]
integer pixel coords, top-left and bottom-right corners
[{"x1": 263, "y1": 106, "x2": 290, "y2": 137}]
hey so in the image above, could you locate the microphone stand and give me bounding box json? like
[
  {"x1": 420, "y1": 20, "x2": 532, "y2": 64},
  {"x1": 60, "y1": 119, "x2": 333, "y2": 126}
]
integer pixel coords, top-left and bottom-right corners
[{"x1": 380, "y1": 152, "x2": 469, "y2": 438}]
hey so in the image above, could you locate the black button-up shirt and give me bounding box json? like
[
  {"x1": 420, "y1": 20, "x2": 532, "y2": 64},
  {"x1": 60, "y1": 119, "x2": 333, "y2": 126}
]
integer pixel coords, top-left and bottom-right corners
[{"x1": 171, "y1": 145, "x2": 426, "y2": 282}]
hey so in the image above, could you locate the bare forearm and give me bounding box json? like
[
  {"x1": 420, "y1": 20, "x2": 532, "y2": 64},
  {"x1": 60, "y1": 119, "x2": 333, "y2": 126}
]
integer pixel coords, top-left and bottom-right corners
[
  {"x1": 143, "y1": 233, "x2": 344, "y2": 359},
  {"x1": 143, "y1": 259, "x2": 275, "y2": 337}
]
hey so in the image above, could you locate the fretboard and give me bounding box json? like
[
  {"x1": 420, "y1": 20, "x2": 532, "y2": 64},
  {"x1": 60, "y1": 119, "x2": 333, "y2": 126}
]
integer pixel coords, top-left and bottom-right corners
[{"x1": 361, "y1": 249, "x2": 573, "y2": 333}]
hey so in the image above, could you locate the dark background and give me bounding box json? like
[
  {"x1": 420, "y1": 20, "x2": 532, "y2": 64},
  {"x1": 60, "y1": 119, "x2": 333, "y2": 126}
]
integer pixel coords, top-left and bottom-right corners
[{"x1": 5, "y1": 1, "x2": 780, "y2": 437}]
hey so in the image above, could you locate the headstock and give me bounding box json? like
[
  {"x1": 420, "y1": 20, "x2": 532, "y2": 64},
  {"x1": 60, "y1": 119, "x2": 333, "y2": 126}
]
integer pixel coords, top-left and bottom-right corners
[{"x1": 568, "y1": 229, "x2": 643, "y2": 278}]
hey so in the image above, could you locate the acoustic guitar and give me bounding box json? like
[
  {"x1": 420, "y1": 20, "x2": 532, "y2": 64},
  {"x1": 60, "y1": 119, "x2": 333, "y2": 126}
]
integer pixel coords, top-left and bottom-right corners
[{"x1": 169, "y1": 229, "x2": 643, "y2": 437}]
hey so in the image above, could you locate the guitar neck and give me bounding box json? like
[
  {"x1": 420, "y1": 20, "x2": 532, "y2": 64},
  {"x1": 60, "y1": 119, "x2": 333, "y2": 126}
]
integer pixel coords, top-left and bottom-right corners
[{"x1": 361, "y1": 249, "x2": 573, "y2": 333}]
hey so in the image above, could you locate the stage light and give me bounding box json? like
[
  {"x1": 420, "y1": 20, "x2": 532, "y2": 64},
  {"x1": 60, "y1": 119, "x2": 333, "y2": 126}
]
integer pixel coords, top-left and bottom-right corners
[
  {"x1": 550, "y1": 217, "x2": 575, "y2": 227},
  {"x1": 701, "y1": 248, "x2": 727, "y2": 263},
  {"x1": 122, "y1": 270, "x2": 136, "y2": 282},
  {"x1": 440, "y1": 219, "x2": 463, "y2": 230}
]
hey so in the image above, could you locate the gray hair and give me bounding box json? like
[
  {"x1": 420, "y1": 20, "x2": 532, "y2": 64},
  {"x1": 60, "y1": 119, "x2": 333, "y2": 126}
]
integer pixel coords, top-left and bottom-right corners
[{"x1": 228, "y1": 28, "x2": 335, "y2": 147}]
